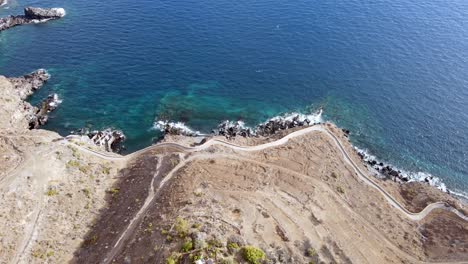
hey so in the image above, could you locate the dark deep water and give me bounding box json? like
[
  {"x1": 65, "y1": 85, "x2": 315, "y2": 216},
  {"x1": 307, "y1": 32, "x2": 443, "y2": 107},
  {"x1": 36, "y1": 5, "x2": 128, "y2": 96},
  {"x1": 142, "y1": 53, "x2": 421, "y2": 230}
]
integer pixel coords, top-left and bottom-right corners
[{"x1": 1, "y1": 0, "x2": 468, "y2": 196}]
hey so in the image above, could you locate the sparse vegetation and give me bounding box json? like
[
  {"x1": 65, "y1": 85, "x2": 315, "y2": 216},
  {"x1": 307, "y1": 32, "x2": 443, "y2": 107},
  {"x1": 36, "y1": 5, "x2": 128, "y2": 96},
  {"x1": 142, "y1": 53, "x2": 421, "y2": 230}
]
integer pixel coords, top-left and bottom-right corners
[
  {"x1": 242, "y1": 246, "x2": 265, "y2": 264},
  {"x1": 102, "y1": 165, "x2": 111, "y2": 175},
  {"x1": 208, "y1": 238, "x2": 223, "y2": 248},
  {"x1": 107, "y1": 187, "x2": 120, "y2": 197},
  {"x1": 144, "y1": 222, "x2": 153, "y2": 234},
  {"x1": 181, "y1": 240, "x2": 193, "y2": 252},
  {"x1": 228, "y1": 242, "x2": 240, "y2": 250},
  {"x1": 67, "y1": 160, "x2": 80, "y2": 168},
  {"x1": 166, "y1": 255, "x2": 176, "y2": 264},
  {"x1": 68, "y1": 145, "x2": 81, "y2": 159},
  {"x1": 336, "y1": 186, "x2": 345, "y2": 194},
  {"x1": 82, "y1": 188, "x2": 91, "y2": 198},
  {"x1": 46, "y1": 188, "x2": 59, "y2": 196},
  {"x1": 174, "y1": 217, "x2": 189, "y2": 238},
  {"x1": 306, "y1": 247, "x2": 317, "y2": 257}
]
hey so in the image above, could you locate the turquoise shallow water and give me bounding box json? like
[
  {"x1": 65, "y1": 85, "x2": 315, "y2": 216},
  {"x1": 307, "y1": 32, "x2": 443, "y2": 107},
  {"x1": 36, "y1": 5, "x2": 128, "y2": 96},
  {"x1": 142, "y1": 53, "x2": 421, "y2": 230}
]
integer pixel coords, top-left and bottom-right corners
[{"x1": 1, "y1": 0, "x2": 468, "y2": 195}]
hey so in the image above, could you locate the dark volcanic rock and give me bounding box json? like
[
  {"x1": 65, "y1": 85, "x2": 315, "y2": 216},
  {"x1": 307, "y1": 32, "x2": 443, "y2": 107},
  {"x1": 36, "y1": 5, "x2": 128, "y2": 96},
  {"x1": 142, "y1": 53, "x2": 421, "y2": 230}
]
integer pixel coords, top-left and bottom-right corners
[
  {"x1": 154, "y1": 120, "x2": 199, "y2": 137},
  {"x1": 72, "y1": 128, "x2": 126, "y2": 153},
  {"x1": 214, "y1": 120, "x2": 253, "y2": 138},
  {"x1": 0, "y1": 7, "x2": 65, "y2": 31},
  {"x1": 28, "y1": 93, "x2": 62, "y2": 129},
  {"x1": 24, "y1": 7, "x2": 66, "y2": 19}
]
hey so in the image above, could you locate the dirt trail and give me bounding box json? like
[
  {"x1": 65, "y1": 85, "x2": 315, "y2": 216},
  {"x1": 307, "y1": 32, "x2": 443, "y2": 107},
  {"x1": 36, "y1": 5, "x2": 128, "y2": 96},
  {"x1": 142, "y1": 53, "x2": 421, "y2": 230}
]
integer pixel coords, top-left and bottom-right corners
[{"x1": 67, "y1": 125, "x2": 467, "y2": 223}]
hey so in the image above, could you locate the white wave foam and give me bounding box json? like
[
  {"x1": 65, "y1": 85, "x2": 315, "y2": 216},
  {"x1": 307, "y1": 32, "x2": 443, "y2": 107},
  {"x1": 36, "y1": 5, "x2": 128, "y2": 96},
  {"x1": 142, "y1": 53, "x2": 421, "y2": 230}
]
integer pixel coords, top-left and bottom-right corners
[
  {"x1": 153, "y1": 120, "x2": 200, "y2": 136},
  {"x1": 31, "y1": 18, "x2": 52, "y2": 24},
  {"x1": 268, "y1": 108, "x2": 323, "y2": 125},
  {"x1": 354, "y1": 146, "x2": 454, "y2": 194},
  {"x1": 0, "y1": 0, "x2": 8, "y2": 7},
  {"x1": 53, "y1": 8, "x2": 66, "y2": 17},
  {"x1": 48, "y1": 93, "x2": 62, "y2": 108}
]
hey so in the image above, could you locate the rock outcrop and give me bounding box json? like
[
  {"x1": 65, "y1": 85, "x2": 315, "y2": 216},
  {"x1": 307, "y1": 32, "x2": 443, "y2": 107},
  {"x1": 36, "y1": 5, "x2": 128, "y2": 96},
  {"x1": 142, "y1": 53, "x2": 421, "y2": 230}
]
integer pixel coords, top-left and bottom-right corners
[
  {"x1": 4, "y1": 69, "x2": 61, "y2": 129},
  {"x1": 28, "y1": 93, "x2": 62, "y2": 129},
  {"x1": 0, "y1": 70, "x2": 55, "y2": 131},
  {"x1": 214, "y1": 120, "x2": 253, "y2": 138},
  {"x1": 7, "y1": 69, "x2": 50, "y2": 99},
  {"x1": 71, "y1": 128, "x2": 126, "y2": 153},
  {"x1": 213, "y1": 111, "x2": 322, "y2": 138},
  {"x1": 0, "y1": 7, "x2": 66, "y2": 31}
]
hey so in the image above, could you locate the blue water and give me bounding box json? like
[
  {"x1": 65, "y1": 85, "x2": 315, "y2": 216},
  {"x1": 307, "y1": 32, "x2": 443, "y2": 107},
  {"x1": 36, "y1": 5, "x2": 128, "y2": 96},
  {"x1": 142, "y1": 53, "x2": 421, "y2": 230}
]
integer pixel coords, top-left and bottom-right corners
[{"x1": 1, "y1": 0, "x2": 468, "y2": 195}]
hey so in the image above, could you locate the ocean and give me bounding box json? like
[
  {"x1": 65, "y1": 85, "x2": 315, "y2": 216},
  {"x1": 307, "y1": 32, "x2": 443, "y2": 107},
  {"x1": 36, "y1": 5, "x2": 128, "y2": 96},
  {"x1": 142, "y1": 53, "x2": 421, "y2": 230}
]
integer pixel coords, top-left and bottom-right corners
[{"x1": 1, "y1": 0, "x2": 467, "y2": 197}]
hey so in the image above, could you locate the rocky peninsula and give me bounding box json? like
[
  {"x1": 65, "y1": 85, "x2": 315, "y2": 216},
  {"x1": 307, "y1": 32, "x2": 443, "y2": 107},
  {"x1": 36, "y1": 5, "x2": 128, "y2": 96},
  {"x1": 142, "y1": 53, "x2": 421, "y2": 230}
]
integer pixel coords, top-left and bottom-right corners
[
  {"x1": 0, "y1": 72, "x2": 466, "y2": 263},
  {"x1": 0, "y1": 7, "x2": 66, "y2": 31}
]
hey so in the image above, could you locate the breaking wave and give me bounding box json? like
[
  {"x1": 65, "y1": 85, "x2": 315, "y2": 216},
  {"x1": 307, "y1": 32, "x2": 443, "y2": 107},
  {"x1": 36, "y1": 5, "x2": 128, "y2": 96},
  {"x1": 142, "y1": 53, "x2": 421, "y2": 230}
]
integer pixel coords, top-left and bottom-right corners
[{"x1": 355, "y1": 147, "x2": 468, "y2": 200}]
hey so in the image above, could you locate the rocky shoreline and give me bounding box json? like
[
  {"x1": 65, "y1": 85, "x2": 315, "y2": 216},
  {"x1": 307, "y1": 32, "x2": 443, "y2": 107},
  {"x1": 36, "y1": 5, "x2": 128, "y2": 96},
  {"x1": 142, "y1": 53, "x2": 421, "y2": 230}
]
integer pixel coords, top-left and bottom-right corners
[
  {"x1": 155, "y1": 109, "x2": 324, "y2": 138},
  {"x1": 70, "y1": 128, "x2": 127, "y2": 153},
  {"x1": 154, "y1": 112, "x2": 467, "y2": 200},
  {"x1": 0, "y1": 7, "x2": 66, "y2": 31}
]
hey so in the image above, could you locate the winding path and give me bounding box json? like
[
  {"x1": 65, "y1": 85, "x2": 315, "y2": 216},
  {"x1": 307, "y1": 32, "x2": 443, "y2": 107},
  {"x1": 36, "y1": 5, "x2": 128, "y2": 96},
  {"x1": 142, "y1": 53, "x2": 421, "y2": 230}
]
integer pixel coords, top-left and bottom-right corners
[{"x1": 66, "y1": 125, "x2": 467, "y2": 222}]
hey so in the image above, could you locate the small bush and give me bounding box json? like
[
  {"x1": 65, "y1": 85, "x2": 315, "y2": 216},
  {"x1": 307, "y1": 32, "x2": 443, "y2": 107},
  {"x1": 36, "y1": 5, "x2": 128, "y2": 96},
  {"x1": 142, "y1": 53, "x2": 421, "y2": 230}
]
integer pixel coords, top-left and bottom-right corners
[
  {"x1": 174, "y1": 217, "x2": 188, "y2": 238},
  {"x1": 306, "y1": 247, "x2": 317, "y2": 257},
  {"x1": 336, "y1": 186, "x2": 345, "y2": 194},
  {"x1": 166, "y1": 256, "x2": 176, "y2": 264},
  {"x1": 107, "y1": 188, "x2": 120, "y2": 196},
  {"x1": 242, "y1": 246, "x2": 265, "y2": 264},
  {"x1": 67, "y1": 160, "x2": 80, "y2": 168},
  {"x1": 181, "y1": 240, "x2": 193, "y2": 252},
  {"x1": 46, "y1": 189, "x2": 59, "y2": 196},
  {"x1": 227, "y1": 242, "x2": 239, "y2": 250},
  {"x1": 331, "y1": 172, "x2": 338, "y2": 178},
  {"x1": 102, "y1": 166, "x2": 111, "y2": 175}
]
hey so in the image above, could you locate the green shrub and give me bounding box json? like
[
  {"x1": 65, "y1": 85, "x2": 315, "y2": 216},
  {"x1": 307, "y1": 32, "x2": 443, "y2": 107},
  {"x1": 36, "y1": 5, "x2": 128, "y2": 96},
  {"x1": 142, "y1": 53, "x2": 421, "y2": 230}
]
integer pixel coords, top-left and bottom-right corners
[
  {"x1": 227, "y1": 242, "x2": 240, "y2": 250},
  {"x1": 174, "y1": 217, "x2": 188, "y2": 238},
  {"x1": 306, "y1": 247, "x2": 316, "y2": 257},
  {"x1": 166, "y1": 256, "x2": 176, "y2": 264},
  {"x1": 242, "y1": 246, "x2": 265, "y2": 264},
  {"x1": 181, "y1": 240, "x2": 193, "y2": 252}
]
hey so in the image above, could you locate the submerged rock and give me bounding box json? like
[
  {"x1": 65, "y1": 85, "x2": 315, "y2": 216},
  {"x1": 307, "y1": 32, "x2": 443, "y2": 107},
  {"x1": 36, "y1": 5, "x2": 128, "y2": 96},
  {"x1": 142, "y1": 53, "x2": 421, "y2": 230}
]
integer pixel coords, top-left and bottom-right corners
[{"x1": 0, "y1": 7, "x2": 65, "y2": 31}]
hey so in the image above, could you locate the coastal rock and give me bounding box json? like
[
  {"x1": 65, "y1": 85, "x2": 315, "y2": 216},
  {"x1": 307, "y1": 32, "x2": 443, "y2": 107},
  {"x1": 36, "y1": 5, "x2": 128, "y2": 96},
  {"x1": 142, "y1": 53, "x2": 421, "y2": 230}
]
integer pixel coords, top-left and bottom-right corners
[
  {"x1": 213, "y1": 109, "x2": 323, "y2": 139},
  {"x1": 7, "y1": 69, "x2": 50, "y2": 99},
  {"x1": 214, "y1": 120, "x2": 253, "y2": 138},
  {"x1": 28, "y1": 93, "x2": 62, "y2": 129},
  {"x1": 0, "y1": 7, "x2": 65, "y2": 31},
  {"x1": 154, "y1": 120, "x2": 199, "y2": 137},
  {"x1": 72, "y1": 128, "x2": 126, "y2": 153},
  {"x1": 24, "y1": 7, "x2": 66, "y2": 19}
]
